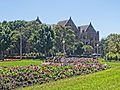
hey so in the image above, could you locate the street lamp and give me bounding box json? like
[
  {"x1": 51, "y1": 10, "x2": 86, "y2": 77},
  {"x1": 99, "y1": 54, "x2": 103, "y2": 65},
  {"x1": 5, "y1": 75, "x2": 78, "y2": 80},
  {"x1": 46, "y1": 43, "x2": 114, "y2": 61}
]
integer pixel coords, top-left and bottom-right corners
[
  {"x1": 62, "y1": 40, "x2": 66, "y2": 55},
  {"x1": 96, "y1": 43, "x2": 99, "y2": 59}
]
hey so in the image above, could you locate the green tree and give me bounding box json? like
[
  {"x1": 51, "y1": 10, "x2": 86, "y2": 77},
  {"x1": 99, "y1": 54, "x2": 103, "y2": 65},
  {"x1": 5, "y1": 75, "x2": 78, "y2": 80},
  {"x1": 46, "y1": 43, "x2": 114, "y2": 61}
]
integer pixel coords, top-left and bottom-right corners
[
  {"x1": 0, "y1": 22, "x2": 14, "y2": 59},
  {"x1": 29, "y1": 24, "x2": 54, "y2": 57},
  {"x1": 105, "y1": 34, "x2": 120, "y2": 54},
  {"x1": 74, "y1": 41, "x2": 84, "y2": 55},
  {"x1": 22, "y1": 20, "x2": 40, "y2": 53},
  {"x1": 83, "y1": 45, "x2": 93, "y2": 54},
  {"x1": 99, "y1": 38, "x2": 106, "y2": 57},
  {"x1": 52, "y1": 25, "x2": 76, "y2": 55},
  {"x1": 8, "y1": 20, "x2": 27, "y2": 55}
]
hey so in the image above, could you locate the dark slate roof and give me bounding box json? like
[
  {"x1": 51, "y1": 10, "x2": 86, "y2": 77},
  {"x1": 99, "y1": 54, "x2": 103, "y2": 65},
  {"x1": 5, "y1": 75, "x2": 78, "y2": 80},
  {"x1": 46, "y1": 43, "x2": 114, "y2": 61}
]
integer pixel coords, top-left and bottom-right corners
[
  {"x1": 78, "y1": 25, "x2": 89, "y2": 31},
  {"x1": 57, "y1": 20, "x2": 68, "y2": 26}
]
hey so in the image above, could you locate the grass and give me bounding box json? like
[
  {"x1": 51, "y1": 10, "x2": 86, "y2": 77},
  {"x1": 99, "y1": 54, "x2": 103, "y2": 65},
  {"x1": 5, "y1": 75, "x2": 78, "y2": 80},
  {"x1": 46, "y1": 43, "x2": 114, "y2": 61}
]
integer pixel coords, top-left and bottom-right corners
[
  {"x1": 0, "y1": 59, "x2": 43, "y2": 67},
  {"x1": 17, "y1": 61, "x2": 120, "y2": 90}
]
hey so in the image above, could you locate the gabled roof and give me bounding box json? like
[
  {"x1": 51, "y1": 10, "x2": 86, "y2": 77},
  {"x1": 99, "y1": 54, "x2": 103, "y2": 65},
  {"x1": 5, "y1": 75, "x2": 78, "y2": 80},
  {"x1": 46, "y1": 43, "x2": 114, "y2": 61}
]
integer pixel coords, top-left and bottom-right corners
[
  {"x1": 78, "y1": 22, "x2": 96, "y2": 33},
  {"x1": 57, "y1": 17, "x2": 73, "y2": 26},
  {"x1": 57, "y1": 20, "x2": 68, "y2": 26},
  {"x1": 78, "y1": 25, "x2": 89, "y2": 31}
]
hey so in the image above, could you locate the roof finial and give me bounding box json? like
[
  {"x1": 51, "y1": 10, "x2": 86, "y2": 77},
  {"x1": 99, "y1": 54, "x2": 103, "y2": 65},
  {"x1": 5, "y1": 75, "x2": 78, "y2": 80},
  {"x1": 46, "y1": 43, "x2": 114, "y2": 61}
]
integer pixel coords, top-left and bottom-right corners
[
  {"x1": 36, "y1": 16, "x2": 42, "y2": 24},
  {"x1": 90, "y1": 22, "x2": 92, "y2": 25},
  {"x1": 69, "y1": 16, "x2": 72, "y2": 20},
  {"x1": 36, "y1": 16, "x2": 40, "y2": 21}
]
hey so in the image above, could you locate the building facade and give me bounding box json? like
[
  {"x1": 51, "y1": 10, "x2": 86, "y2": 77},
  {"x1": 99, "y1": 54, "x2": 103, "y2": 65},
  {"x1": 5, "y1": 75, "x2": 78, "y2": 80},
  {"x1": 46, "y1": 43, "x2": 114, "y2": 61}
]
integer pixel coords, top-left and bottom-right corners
[
  {"x1": 57, "y1": 17, "x2": 99, "y2": 53},
  {"x1": 78, "y1": 23, "x2": 99, "y2": 52}
]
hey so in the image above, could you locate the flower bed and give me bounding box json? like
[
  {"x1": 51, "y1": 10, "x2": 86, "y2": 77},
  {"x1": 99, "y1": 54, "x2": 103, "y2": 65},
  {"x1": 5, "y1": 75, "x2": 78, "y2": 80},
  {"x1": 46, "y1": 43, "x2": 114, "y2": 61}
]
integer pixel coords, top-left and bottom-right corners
[{"x1": 0, "y1": 58, "x2": 110, "y2": 90}]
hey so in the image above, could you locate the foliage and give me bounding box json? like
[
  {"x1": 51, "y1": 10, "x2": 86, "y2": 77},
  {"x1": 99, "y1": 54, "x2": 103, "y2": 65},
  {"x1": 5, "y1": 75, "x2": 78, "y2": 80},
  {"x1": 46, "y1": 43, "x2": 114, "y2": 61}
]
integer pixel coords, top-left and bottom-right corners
[
  {"x1": 105, "y1": 34, "x2": 120, "y2": 54},
  {"x1": 83, "y1": 45, "x2": 93, "y2": 54},
  {"x1": 52, "y1": 25, "x2": 76, "y2": 55},
  {"x1": 99, "y1": 38, "x2": 106, "y2": 57},
  {"x1": 19, "y1": 61, "x2": 120, "y2": 90},
  {"x1": 100, "y1": 34, "x2": 120, "y2": 61},
  {"x1": 106, "y1": 52, "x2": 120, "y2": 61},
  {"x1": 29, "y1": 24, "x2": 54, "y2": 56},
  {"x1": 0, "y1": 22, "x2": 14, "y2": 59},
  {"x1": 74, "y1": 41, "x2": 84, "y2": 55},
  {"x1": 0, "y1": 20, "x2": 83, "y2": 58},
  {"x1": 0, "y1": 59, "x2": 109, "y2": 90},
  {"x1": 1, "y1": 19, "x2": 119, "y2": 59}
]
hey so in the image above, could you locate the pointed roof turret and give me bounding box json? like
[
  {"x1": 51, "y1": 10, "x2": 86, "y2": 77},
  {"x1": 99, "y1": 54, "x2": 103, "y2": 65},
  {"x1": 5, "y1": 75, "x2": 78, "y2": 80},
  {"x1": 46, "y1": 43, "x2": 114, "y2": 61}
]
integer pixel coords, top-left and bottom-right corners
[
  {"x1": 36, "y1": 16, "x2": 42, "y2": 24},
  {"x1": 89, "y1": 22, "x2": 92, "y2": 26},
  {"x1": 69, "y1": 16, "x2": 72, "y2": 20}
]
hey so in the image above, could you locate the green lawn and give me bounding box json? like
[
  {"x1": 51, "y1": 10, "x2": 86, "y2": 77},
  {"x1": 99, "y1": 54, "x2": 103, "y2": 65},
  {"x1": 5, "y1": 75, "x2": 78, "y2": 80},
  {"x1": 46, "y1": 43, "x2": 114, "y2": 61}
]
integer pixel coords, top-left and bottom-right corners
[
  {"x1": 17, "y1": 61, "x2": 120, "y2": 90},
  {"x1": 0, "y1": 59, "x2": 43, "y2": 67}
]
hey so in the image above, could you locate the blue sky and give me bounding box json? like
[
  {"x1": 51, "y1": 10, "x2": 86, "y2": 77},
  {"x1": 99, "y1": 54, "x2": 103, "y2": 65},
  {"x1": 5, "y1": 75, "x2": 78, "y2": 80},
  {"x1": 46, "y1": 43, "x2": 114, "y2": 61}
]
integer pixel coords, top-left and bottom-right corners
[{"x1": 0, "y1": 0, "x2": 120, "y2": 39}]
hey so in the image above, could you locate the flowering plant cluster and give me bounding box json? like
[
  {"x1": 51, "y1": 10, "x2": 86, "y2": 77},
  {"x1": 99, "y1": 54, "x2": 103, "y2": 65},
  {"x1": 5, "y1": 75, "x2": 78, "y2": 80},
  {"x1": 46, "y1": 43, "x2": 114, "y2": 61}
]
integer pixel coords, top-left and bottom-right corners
[{"x1": 0, "y1": 58, "x2": 110, "y2": 90}]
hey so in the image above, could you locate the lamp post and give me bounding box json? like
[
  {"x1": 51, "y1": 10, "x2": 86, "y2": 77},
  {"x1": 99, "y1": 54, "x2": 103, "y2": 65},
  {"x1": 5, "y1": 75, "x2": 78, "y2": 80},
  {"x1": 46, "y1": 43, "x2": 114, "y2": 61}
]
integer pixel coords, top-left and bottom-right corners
[
  {"x1": 62, "y1": 40, "x2": 66, "y2": 56},
  {"x1": 63, "y1": 40, "x2": 68, "y2": 65},
  {"x1": 96, "y1": 43, "x2": 99, "y2": 59}
]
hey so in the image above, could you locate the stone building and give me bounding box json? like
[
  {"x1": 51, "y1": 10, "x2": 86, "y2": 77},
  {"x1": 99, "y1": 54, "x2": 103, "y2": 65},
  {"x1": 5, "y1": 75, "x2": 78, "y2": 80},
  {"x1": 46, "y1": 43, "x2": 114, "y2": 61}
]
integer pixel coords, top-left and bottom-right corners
[
  {"x1": 57, "y1": 17, "x2": 99, "y2": 53},
  {"x1": 78, "y1": 23, "x2": 99, "y2": 52},
  {"x1": 57, "y1": 17, "x2": 80, "y2": 39}
]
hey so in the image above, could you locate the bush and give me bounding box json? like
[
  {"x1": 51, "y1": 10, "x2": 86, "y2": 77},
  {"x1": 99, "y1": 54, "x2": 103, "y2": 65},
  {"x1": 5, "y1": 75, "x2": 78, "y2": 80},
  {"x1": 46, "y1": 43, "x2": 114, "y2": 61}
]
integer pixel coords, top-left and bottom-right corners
[
  {"x1": 106, "y1": 52, "x2": 120, "y2": 61},
  {"x1": 0, "y1": 59, "x2": 110, "y2": 90}
]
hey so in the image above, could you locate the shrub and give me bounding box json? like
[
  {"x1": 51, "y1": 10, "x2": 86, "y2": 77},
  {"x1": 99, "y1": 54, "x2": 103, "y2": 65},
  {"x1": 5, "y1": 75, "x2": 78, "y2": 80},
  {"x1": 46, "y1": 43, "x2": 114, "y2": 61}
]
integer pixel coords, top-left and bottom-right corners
[
  {"x1": 106, "y1": 52, "x2": 120, "y2": 61},
  {"x1": 0, "y1": 58, "x2": 110, "y2": 90}
]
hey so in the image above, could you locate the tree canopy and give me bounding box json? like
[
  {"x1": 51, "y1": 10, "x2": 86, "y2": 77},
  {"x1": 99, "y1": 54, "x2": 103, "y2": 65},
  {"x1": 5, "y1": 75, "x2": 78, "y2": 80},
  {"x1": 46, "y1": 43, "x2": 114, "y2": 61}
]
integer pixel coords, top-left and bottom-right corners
[{"x1": 0, "y1": 19, "x2": 119, "y2": 59}]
